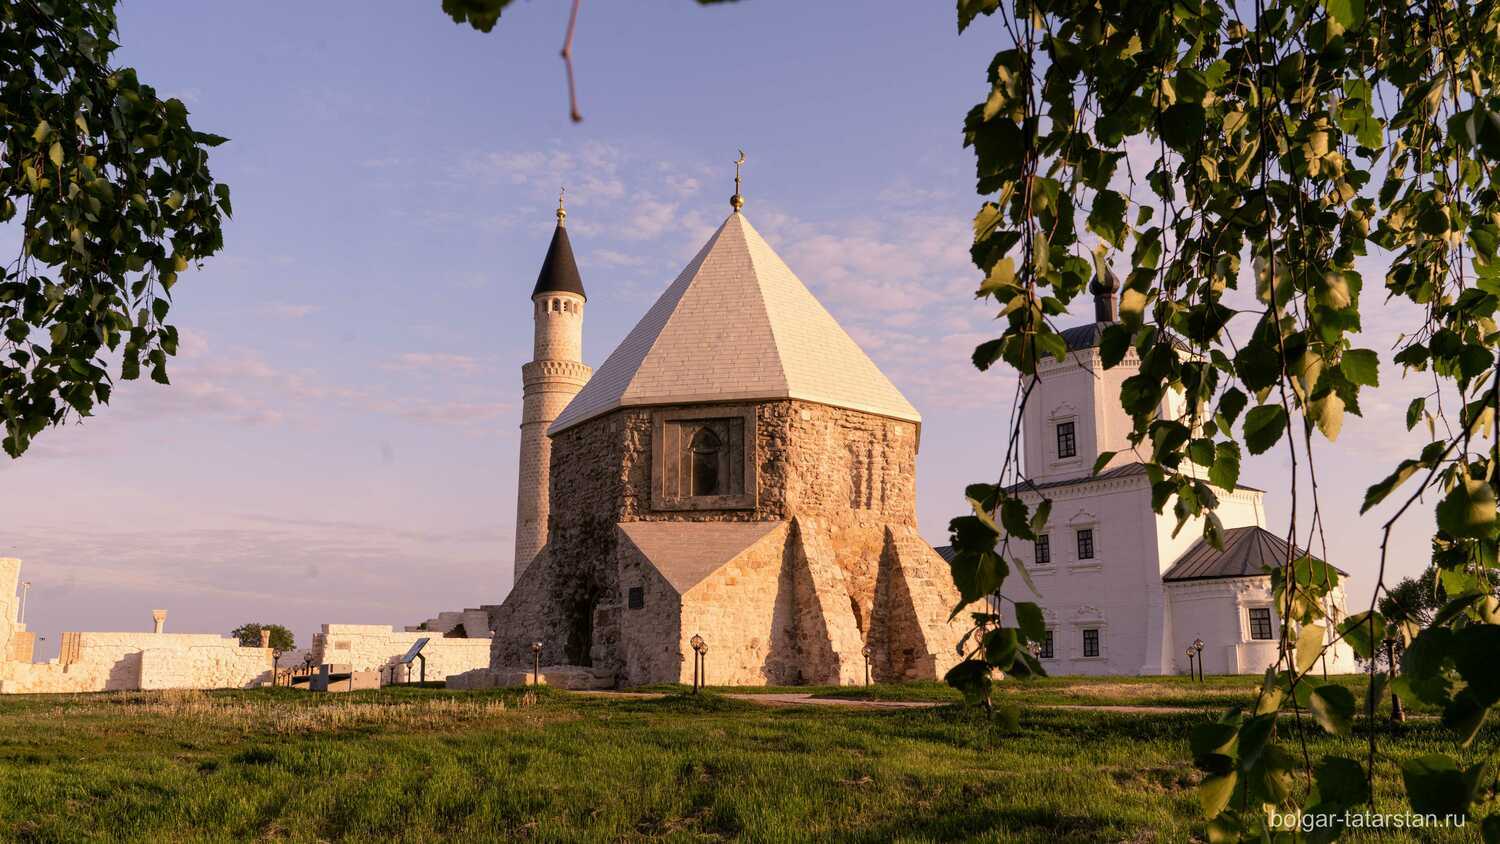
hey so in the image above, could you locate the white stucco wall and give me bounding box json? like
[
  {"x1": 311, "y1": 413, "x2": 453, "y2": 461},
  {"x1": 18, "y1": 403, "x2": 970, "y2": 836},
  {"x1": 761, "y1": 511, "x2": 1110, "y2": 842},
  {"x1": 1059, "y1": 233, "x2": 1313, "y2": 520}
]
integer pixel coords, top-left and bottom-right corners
[
  {"x1": 1022, "y1": 346, "x2": 1183, "y2": 485},
  {"x1": 1, "y1": 631, "x2": 272, "y2": 694},
  {"x1": 310, "y1": 624, "x2": 492, "y2": 682},
  {"x1": 1005, "y1": 335, "x2": 1361, "y2": 677},
  {"x1": 0, "y1": 558, "x2": 18, "y2": 665},
  {"x1": 1165, "y1": 578, "x2": 1357, "y2": 675},
  {"x1": 1008, "y1": 478, "x2": 1165, "y2": 675}
]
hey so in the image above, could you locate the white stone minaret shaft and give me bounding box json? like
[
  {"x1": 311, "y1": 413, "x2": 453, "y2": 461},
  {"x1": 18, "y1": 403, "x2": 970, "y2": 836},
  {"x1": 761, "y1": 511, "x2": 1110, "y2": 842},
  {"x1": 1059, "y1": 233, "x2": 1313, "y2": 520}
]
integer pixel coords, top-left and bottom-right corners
[{"x1": 514, "y1": 203, "x2": 591, "y2": 586}]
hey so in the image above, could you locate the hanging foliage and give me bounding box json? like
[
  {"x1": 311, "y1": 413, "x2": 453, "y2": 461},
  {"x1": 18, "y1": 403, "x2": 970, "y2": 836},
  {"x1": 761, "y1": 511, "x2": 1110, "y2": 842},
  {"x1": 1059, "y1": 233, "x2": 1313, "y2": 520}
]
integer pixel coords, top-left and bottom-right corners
[
  {"x1": 0, "y1": 2, "x2": 231, "y2": 457},
  {"x1": 947, "y1": 0, "x2": 1500, "y2": 838}
]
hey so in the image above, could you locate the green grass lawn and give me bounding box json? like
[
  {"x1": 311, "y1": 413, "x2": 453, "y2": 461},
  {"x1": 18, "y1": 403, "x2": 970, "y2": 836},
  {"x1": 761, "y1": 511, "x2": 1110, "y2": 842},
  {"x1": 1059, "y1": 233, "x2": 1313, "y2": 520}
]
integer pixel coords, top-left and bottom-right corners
[{"x1": 0, "y1": 681, "x2": 1485, "y2": 842}]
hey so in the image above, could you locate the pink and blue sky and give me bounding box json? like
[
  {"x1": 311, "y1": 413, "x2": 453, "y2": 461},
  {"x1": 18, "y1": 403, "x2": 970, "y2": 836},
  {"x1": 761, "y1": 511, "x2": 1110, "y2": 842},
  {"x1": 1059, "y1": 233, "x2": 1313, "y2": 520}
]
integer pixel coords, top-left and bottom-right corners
[{"x1": 2, "y1": 2, "x2": 1436, "y2": 656}]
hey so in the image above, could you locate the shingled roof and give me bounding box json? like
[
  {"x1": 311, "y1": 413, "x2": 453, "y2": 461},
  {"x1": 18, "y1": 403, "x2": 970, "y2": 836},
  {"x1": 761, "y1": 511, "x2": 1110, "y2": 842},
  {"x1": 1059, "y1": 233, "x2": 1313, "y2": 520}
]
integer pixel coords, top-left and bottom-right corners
[
  {"x1": 1162, "y1": 525, "x2": 1344, "y2": 582},
  {"x1": 549, "y1": 212, "x2": 920, "y2": 435}
]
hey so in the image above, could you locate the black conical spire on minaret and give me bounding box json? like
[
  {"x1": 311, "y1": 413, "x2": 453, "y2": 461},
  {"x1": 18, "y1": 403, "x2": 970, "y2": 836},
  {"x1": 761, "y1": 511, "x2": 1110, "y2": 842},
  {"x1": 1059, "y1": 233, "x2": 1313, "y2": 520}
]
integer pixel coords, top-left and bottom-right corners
[{"x1": 532, "y1": 189, "x2": 586, "y2": 300}]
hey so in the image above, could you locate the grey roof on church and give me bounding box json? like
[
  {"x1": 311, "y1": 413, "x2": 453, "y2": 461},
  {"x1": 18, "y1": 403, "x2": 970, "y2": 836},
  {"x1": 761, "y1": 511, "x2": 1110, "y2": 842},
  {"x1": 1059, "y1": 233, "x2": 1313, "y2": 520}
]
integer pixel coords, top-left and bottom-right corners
[
  {"x1": 938, "y1": 524, "x2": 1339, "y2": 584},
  {"x1": 1060, "y1": 322, "x2": 1109, "y2": 351},
  {"x1": 1005, "y1": 461, "x2": 1151, "y2": 493},
  {"x1": 548, "y1": 212, "x2": 919, "y2": 435},
  {"x1": 1162, "y1": 525, "x2": 1345, "y2": 582},
  {"x1": 533, "y1": 224, "x2": 586, "y2": 299}
]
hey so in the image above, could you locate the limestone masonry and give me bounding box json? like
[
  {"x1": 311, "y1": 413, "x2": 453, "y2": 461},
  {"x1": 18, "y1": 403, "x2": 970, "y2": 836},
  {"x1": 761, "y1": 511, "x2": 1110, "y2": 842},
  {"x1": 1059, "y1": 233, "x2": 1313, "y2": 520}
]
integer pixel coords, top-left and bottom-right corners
[
  {"x1": 514, "y1": 200, "x2": 591, "y2": 588},
  {"x1": 479, "y1": 208, "x2": 963, "y2": 688},
  {"x1": 0, "y1": 558, "x2": 275, "y2": 694}
]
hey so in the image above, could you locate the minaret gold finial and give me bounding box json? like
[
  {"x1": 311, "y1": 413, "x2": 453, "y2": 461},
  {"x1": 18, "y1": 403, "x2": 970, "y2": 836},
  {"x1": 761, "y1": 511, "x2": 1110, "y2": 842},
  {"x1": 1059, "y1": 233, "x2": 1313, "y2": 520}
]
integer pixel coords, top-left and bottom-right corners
[
  {"x1": 730, "y1": 150, "x2": 745, "y2": 212},
  {"x1": 556, "y1": 186, "x2": 567, "y2": 226}
]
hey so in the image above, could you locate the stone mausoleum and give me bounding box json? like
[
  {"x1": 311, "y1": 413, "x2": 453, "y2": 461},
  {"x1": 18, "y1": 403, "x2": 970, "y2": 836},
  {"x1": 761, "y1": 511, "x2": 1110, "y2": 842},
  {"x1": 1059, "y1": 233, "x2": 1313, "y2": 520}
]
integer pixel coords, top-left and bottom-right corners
[{"x1": 474, "y1": 192, "x2": 963, "y2": 688}]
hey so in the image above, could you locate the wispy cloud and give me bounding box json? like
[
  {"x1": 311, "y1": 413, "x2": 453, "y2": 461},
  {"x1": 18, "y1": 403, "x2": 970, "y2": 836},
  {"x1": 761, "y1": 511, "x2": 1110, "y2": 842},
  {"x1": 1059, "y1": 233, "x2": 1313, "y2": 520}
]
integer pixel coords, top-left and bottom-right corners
[
  {"x1": 264, "y1": 302, "x2": 321, "y2": 320},
  {"x1": 384, "y1": 352, "x2": 483, "y2": 376}
]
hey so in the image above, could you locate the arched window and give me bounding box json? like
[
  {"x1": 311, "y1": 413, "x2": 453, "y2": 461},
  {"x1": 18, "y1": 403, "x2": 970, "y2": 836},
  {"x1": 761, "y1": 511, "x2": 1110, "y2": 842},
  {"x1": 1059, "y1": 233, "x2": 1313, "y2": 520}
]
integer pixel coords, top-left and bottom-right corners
[{"x1": 689, "y1": 428, "x2": 722, "y2": 496}]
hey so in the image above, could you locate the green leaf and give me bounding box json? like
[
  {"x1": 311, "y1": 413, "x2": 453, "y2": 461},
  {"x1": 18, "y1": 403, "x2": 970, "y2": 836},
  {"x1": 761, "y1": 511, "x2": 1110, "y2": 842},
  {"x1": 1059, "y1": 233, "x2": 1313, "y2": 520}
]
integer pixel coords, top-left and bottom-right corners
[
  {"x1": 1323, "y1": 0, "x2": 1364, "y2": 29},
  {"x1": 1296, "y1": 623, "x2": 1326, "y2": 674},
  {"x1": 1209, "y1": 441, "x2": 1240, "y2": 491},
  {"x1": 1451, "y1": 625, "x2": 1500, "y2": 707},
  {"x1": 1361, "y1": 459, "x2": 1423, "y2": 513},
  {"x1": 1243, "y1": 405, "x2": 1288, "y2": 455},
  {"x1": 1198, "y1": 772, "x2": 1238, "y2": 817},
  {"x1": 957, "y1": 0, "x2": 1000, "y2": 32},
  {"x1": 1436, "y1": 479, "x2": 1498, "y2": 539},
  {"x1": 1406, "y1": 397, "x2": 1426, "y2": 431},
  {"x1": 1014, "y1": 602, "x2": 1046, "y2": 644},
  {"x1": 944, "y1": 659, "x2": 993, "y2": 705},
  {"x1": 1340, "y1": 348, "x2": 1379, "y2": 386},
  {"x1": 982, "y1": 627, "x2": 1020, "y2": 669},
  {"x1": 1313, "y1": 756, "x2": 1370, "y2": 807},
  {"x1": 1337, "y1": 611, "x2": 1385, "y2": 659},
  {"x1": 1401, "y1": 754, "x2": 1470, "y2": 817},
  {"x1": 1087, "y1": 190, "x2": 1128, "y2": 248},
  {"x1": 1309, "y1": 684, "x2": 1356, "y2": 734},
  {"x1": 1218, "y1": 388, "x2": 1248, "y2": 425}
]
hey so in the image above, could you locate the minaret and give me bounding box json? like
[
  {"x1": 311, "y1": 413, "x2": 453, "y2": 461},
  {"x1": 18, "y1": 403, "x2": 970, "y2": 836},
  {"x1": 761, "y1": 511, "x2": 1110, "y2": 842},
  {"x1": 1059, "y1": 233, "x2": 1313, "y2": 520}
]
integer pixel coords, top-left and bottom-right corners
[{"x1": 514, "y1": 192, "x2": 591, "y2": 587}]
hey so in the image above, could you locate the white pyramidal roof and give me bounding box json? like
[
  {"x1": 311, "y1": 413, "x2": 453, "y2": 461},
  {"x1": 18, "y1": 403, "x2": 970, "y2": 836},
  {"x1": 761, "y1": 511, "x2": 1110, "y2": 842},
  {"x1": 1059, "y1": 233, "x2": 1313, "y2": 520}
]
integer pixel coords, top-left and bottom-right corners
[{"x1": 549, "y1": 212, "x2": 920, "y2": 435}]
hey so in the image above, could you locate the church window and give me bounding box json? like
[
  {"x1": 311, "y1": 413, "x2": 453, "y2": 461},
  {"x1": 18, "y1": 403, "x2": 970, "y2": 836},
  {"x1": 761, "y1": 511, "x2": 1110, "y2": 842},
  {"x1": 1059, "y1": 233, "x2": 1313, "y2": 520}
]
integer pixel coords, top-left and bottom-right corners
[
  {"x1": 1039, "y1": 630, "x2": 1054, "y2": 659},
  {"x1": 1076, "y1": 528, "x2": 1095, "y2": 560},
  {"x1": 628, "y1": 587, "x2": 645, "y2": 610},
  {"x1": 1248, "y1": 607, "x2": 1273, "y2": 640},
  {"x1": 1056, "y1": 421, "x2": 1077, "y2": 459},
  {"x1": 1082, "y1": 628, "x2": 1100, "y2": 658},
  {"x1": 1035, "y1": 534, "x2": 1051, "y2": 565},
  {"x1": 690, "y1": 428, "x2": 723, "y2": 495}
]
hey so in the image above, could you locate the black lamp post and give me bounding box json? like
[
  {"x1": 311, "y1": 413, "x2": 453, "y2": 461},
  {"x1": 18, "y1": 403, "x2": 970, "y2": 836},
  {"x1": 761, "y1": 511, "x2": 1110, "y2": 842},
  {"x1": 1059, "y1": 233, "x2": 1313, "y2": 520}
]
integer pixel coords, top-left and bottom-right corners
[
  {"x1": 1186, "y1": 646, "x2": 1196, "y2": 680},
  {"x1": 530, "y1": 641, "x2": 543, "y2": 687},
  {"x1": 1193, "y1": 638, "x2": 1205, "y2": 681},
  {"x1": 690, "y1": 634, "x2": 705, "y2": 694},
  {"x1": 861, "y1": 644, "x2": 873, "y2": 686}
]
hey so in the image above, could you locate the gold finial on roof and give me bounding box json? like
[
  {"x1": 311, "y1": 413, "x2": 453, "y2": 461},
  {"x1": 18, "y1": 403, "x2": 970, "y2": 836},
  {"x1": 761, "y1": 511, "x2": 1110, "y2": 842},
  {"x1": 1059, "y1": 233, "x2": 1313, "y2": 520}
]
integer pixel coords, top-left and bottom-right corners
[
  {"x1": 556, "y1": 186, "x2": 567, "y2": 225},
  {"x1": 730, "y1": 150, "x2": 746, "y2": 212}
]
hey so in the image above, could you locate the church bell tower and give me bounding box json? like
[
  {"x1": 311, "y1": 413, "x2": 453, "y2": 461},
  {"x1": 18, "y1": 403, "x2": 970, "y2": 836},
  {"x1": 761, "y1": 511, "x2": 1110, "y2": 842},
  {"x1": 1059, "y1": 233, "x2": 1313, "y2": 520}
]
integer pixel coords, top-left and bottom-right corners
[{"x1": 514, "y1": 194, "x2": 591, "y2": 587}]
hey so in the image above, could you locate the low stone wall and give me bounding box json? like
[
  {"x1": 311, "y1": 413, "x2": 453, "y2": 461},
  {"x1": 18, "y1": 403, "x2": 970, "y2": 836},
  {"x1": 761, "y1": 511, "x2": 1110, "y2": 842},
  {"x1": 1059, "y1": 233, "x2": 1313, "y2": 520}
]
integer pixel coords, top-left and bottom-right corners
[
  {"x1": 310, "y1": 624, "x2": 492, "y2": 683},
  {"x1": 0, "y1": 631, "x2": 272, "y2": 694}
]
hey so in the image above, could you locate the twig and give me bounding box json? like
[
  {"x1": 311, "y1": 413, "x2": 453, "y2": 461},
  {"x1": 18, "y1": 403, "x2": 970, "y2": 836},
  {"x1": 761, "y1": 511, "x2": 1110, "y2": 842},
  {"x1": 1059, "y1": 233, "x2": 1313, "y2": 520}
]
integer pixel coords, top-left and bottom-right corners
[{"x1": 561, "y1": 0, "x2": 582, "y2": 122}]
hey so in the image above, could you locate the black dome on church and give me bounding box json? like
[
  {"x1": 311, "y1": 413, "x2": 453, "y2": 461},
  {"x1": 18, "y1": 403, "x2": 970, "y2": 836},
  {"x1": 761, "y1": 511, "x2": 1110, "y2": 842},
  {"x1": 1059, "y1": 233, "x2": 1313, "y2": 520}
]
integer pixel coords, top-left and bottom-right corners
[{"x1": 532, "y1": 223, "x2": 586, "y2": 300}]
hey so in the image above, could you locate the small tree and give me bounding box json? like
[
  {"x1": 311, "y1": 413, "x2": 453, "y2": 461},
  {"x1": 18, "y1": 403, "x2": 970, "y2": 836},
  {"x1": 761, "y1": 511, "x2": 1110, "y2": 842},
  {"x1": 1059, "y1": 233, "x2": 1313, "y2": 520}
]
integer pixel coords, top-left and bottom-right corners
[{"x1": 230, "y1": 623, "x2": 294, "y2": 655}]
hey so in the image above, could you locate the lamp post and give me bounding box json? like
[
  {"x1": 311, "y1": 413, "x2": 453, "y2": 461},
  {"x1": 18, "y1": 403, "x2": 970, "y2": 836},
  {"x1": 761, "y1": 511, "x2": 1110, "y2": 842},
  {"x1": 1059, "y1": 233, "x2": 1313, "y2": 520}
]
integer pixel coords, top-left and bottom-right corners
[
  {"x1": 18, "y1": 581, "x2": 30, "y2": 625},
  {"x1": 1193, "y1": 638, "x2": 1205, "y2": 681},
  {"x1": 531, "y1": 641, "x2": 543, "y2": 687},
  {"x1": 690, "y1": 634, "x2": 705, "y2": 693},
  {"x1": 1384, "y1": 634, "x2": 1405, "y2": 724},
  {"x1": 861, "y1": 644, "x2": 873, "y2": 686},
  {"x1": 1186, "y1": 646, "x2": 1196, "y2": 680},
  {"x1": 699, "y1": 643, "x2": 708, "y2": 687}
]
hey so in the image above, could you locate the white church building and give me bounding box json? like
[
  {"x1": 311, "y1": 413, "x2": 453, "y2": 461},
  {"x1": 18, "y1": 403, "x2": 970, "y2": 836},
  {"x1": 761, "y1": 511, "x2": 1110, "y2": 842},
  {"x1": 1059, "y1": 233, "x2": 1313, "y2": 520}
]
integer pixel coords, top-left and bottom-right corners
[{"x1": 968, "y1": 283, "x2": 1358, "y2": 676}]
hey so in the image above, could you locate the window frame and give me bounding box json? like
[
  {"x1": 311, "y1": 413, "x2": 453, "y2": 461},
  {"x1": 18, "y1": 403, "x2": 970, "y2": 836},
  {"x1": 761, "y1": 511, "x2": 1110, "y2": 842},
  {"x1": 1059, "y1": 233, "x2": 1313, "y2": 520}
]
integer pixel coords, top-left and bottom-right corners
[
  {"x1": 1248, "y1": 607, "x2": 1274, "y2": 641},
  {"x1": 1076, "y1": 528, "x2": 1095, "y2": 561},
  {"x1": 1039, "y1": 629, "x2": 1055, "y2": 659},
  {"x1": 1082, "y1": 628, "x2": 1100, "y2": 658},
  {"x1": 1035, "y1": 533, "x2": 1051, "y2": 566},
  {"x1": 1056, "y1": 420, "x2": 1077, "y2": 459}
]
